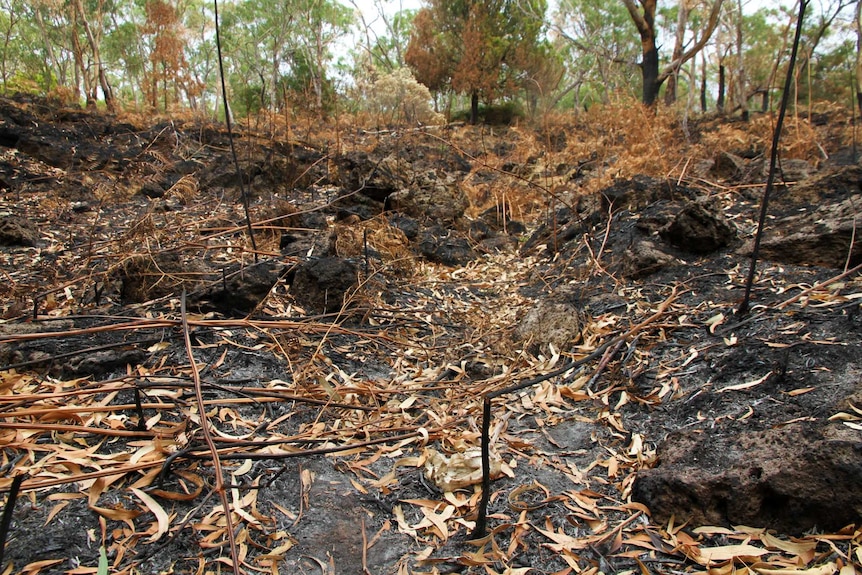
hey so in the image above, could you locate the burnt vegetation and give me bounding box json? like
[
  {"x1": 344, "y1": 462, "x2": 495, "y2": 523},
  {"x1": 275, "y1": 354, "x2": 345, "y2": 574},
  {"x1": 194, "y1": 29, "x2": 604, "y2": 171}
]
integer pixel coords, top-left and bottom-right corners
[{"x1": 0, "y1": 0, "x2": 861, "y2": 573}]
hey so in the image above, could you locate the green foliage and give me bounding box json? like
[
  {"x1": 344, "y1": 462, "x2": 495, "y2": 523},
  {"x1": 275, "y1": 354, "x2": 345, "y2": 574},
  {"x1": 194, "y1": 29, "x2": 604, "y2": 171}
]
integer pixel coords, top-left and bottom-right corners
[
  {"x1": 356, "y1": 8, "x2": 416, "y2": 76},
  {"x1": 220, "y1": 0, "x2": 351, "y2": 116},
  {"x1": 553, "y1": 0, "x2": 640, "y2": 108},
  {"x1": 450, "y1": 100, "x2": 524, "y2": 124},
  {"x1": 0, "y1": 0, "x2": 856, "y2": 116},
  {"x1": 97, "y1": 546, "x2": 109, "y2": 575},
  {"x1": 739, "y1": 6, "x2": 786, "y2": 94},
  {"x1": 805, "y1": 38, "x2": 855, "y2": 105}
]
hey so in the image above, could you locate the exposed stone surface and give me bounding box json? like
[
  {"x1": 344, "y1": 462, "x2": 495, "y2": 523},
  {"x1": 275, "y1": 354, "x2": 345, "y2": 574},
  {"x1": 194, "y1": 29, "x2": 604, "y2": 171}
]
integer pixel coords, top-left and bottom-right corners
[
  {"x1": 771, "y1": 158, "x2": 813, "y2": 182},
  {"x1": 418, "y1": 226, "x2": 475, "y2": 266},
  {"x1": 600, "y1": 175, "x2": 694, "y2": 212},
  {"x1": 660, "y1": 202, "x2": 737, "y2": 254},
  {"x1": 290, "y1": 256, "x2": 358, "y2": 314},
  {"x1": 338, "y1": 152, "x2": 412, "y2": 202},
  {"x1": 388, "y1": 170, "x2": 470, "y2": 225},
  {"x1": 477, "y1": 206, "x2": 527, "y2": 236},
  {"x1": 621, "y1": 240, "x2": 682, "y2": 278},
  {"x1": 194, "y1": 260, "x2": 283, "y2": 317},
  {"x1": 749, "y1": 194, "x2": 862, "y2": 268},
  {"x1": 514, "y1": 285, "x2": 586, "y2": 351},
  {"x1": 279, "y1": 229, "x2": 333, "y2": 258},
  {"x1": 632, "y1": 422, "x2": 862, "y2": 534},
  {"x1": 709, "y1": 151, "x2": 748, "y2": 181},
  {"x1": 0, "y1": 215, "x2": 38, "y2": 246}
]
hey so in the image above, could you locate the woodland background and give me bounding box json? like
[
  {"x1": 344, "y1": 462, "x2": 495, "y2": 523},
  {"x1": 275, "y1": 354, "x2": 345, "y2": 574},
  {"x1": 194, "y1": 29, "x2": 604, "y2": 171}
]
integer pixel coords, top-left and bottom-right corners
[
  {"x1": 0, "y1": 0, "x2": 860, "y2": 124},
  {"x1": 2, "y1": 1, "x2": 862, "y2": 574}
]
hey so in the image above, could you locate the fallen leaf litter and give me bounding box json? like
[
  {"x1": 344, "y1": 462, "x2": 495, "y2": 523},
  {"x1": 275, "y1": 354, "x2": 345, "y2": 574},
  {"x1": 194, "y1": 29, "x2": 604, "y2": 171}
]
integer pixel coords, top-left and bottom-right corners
[{"x1": 0, "y1": 100, "x2": 859, "y2": 575}]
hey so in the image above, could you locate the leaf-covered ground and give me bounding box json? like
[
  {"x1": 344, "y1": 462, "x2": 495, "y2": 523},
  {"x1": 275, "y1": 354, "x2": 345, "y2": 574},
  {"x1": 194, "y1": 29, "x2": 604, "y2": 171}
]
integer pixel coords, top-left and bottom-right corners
[{"x1": 0, "y1": 96, "x2": 860, "y2": 575}]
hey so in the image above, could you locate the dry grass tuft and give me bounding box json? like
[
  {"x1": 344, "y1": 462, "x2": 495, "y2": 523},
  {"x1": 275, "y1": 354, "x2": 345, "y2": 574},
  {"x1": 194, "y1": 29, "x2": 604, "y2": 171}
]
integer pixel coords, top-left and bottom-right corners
[
  {"x1": 165, "y1": 174, "x2": 199, "y2": 205},
  {"x1": 330, "y1": 216, "x2": 414, "y2": 273}
]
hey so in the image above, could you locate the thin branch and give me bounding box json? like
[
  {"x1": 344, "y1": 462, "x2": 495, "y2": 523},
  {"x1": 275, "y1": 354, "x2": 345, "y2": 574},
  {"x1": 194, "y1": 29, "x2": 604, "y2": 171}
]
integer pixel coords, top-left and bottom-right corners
[
  {"x1": 739, "y1": 0, "x2": 809, "y2": 315},
  {"x1": 180, "y1": 290, "x2": 241, "y2": 575}
]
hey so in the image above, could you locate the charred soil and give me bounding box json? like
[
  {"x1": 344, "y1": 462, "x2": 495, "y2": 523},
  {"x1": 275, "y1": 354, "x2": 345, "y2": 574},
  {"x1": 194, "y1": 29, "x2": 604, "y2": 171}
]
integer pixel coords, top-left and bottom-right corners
[{"x1": 0, "y1": 96, "x2": 860, "y2": 574}]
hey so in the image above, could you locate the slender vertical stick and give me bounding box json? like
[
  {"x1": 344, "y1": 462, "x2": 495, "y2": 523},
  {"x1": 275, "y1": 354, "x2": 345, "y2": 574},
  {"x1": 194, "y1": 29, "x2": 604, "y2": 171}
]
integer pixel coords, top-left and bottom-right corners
[
  {"x1": 739, "y1": 0, "x2": 808, "y2": 315},
  {"x1": 470, "y1": 396, "x2": 492, "y2": 539},
  {"x1": 213, "y1": 0, "x2": 258, "y2": 262},
  {"x1": 0, "y1": 474, "x2": 24, "y2": 572},
  {"x1": 181, "y1": 290, "x2": 241, "y2": 574}
]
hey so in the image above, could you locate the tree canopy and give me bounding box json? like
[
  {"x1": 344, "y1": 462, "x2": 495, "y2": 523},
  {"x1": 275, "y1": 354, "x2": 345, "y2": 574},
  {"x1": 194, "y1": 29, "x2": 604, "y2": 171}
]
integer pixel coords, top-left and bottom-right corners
[
  {"x1": 405, "y1": 0, "x2": 554, "y2": 123},
  {"x1": 0, "y1": 0, "x2": 856, "y2": 120}
]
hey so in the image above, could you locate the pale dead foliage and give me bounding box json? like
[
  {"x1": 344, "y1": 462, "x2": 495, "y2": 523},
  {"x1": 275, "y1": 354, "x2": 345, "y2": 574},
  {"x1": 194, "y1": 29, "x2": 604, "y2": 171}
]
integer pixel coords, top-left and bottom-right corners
[{"x1": 367, "y1": 68, "x2": 445, "y2": 127}]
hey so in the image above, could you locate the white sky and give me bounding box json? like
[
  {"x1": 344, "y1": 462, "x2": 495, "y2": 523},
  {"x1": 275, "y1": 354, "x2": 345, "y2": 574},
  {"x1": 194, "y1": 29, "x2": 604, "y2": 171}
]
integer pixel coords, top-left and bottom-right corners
[{"x1": 345, "y1": 0, "x2": 794, "y2": 38}]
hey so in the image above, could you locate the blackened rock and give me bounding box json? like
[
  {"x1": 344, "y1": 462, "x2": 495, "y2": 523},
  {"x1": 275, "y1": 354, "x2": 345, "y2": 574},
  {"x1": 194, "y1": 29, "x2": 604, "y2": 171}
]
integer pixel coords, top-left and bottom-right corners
[
  {"x1": 0, "y1": 216, "x2": 38, "y2": 247},
  {"x1": 521, "y1": 206, "x2": 584, "y2": 254},
  {"x1": 418, "y1": 227, "x2": 475, "y2": 266},
  {"x1": 469, "y1": 219, "x2": 493, "y2": 242},
  {"x1": 601, "y1": 176, "x2": 695, "y2": 212},
  {"x1": 291, "y1": 257, "x2": 359, "y2": 314},
  {"x1": 195, "y1": 260, "x2": 283, "y2": 317},
  {"x1": 279, "y1": 229, "x2": 333, "y2": 258},
  {"x1": 387, "y1": 171, "x2": 469, "y2": 225},
  {"x1": 741, "y1": 195, "x2": 862, "y2": 269},
  {"x1": 661, "y1": 202, "x2": 736, "y2": 254},
  {"x1": 505, "y1": 220, "x2": 527, "y2": 235},
  {"x1": 710, "y1": 151, "x2": 747, "y2": 181},
  {"x1": 389, "y1": 214, "x2": 420, "y2": 240},
  {"x1": 139, "y1": 181, "x2": 165, "y2": 198},
  {"x1": 620, "y1": 240, "x2": 682, "y2": 279},
  {"x1": 338, "y1": 152, "x2": 410, "y2": 202},
  {"x1": 478, "y1": 235, "x2": 516, "y2": 253},
  {"x1": 632, "y1": 423, "x2": 862, "y2": 534},
  {"x1": 478, "y1": 206, "x2": 527, "y2": 235},
  {"x1": 301, "y1": 211, "x2": 328, "y2": 229}
]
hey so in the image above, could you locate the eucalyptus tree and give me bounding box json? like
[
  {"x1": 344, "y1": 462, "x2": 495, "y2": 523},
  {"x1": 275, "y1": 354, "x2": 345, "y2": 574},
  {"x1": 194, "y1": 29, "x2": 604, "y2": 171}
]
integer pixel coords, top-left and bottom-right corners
[
  {"x1": 220, "y1": 0, "x2": 351, "y2": 116},
  {"x1": 25, "y1": 0, "x2": 77, "y2": 96},
  {"x1": 181, "y1": 0, "x2": 216, "y2": 112},
  {"x1": 856, "y1": 0, "x2": 862, "y2": 113},
  {"x1": 351, "y1": 3, "x2": 416, "y2": 76},
  {"x1": 620, "y1": 0, "x2": 723, "y2": 105},
  {"x1": 552, "y1": 0, "x2": 642, "y2": 108},
  {"x1": 102, "y1": 0, "x2": 147, "y2": 105},
  {"x1": 0, "y1": 0, "x2": 21, "y2": 93},
  {"x1": 664, "y1": 0, "x2": 727, "y2": 104},
  {"x1": 294, "y1": 0, "x2": 353, "y2": 112},
  {"x1": 737, "y1": 5, "x2": 788, "y2": 112},
  {"x1": 405, "y1": 0, "x2": 552, "y2": 124},
  {"x1": 72, "y1": 0, "x2": 116, "y2": 110},
  {"x1": 139, "y1": 0, "x2": 189, "y2": 110},
  {"x1": 795, "y1": 0, "x2": 854, "y2": 107}
]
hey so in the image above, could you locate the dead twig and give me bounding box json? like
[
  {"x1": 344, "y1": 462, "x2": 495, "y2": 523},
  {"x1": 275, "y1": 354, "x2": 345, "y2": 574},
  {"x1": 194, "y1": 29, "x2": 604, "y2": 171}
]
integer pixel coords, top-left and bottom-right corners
[
  {"x1": 180, "y1": 290, "x2": 241, "y2": 575},
  {"x1": 471, "y1": 285, "x2": 682, "y2": 538},
  {"x1": 776, "y1": 261, "x2": 862, "y2": 310}
]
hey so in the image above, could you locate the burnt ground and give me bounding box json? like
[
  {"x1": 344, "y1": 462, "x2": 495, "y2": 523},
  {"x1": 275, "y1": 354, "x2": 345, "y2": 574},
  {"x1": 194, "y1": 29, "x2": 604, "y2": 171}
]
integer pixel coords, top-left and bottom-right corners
[{"x1": 0, "y1": 95, "x2": 860, "y2": 575}]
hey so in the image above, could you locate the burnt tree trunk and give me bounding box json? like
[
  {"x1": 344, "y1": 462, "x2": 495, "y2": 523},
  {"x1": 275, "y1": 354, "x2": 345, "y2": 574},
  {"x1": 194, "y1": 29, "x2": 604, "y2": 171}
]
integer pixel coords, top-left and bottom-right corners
[
  {"x1": 642, "y1": 44, "x2": 661, "y2": 106},
  {"x1": 470, "y1": 91, "x2": 479, "y2": 125},
  {"x1": 717, "y1": 64, "x2": 726, "y2": 112},
  {"x1": 622, "y1": 0, "x2": 661, "y2": 106}
]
